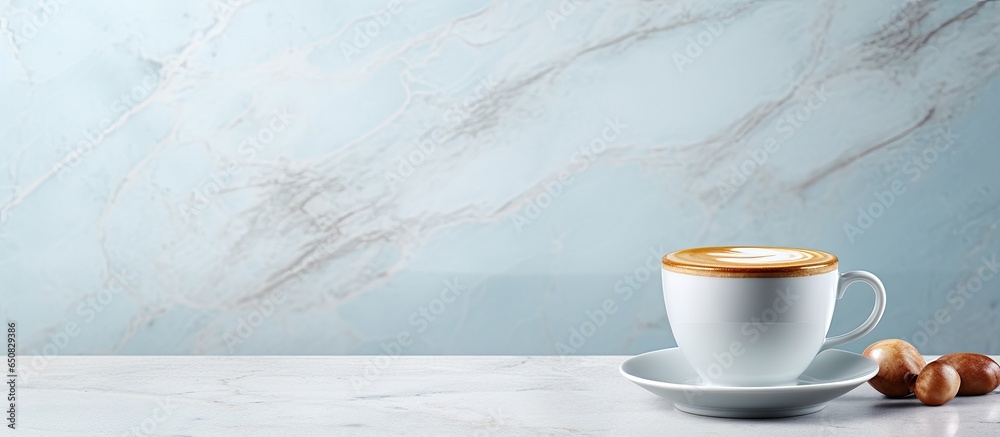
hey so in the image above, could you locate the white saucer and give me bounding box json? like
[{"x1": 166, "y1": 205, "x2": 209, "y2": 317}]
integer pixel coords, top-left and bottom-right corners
[{"x1": 620, "y1": 348, "x2": 878, "y2": 418}]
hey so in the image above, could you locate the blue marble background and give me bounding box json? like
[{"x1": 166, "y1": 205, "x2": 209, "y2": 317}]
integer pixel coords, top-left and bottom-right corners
[{"x1": 2, "y1": 0, "x2": 1000, "y2": 356}]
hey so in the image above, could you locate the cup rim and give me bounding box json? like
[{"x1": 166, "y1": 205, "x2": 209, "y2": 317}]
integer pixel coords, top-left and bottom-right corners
[{"x1": 661, "y1": 246, "x2": 838, "y2": 278}]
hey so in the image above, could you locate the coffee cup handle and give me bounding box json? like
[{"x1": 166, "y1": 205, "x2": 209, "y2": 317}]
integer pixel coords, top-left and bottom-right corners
[{"x1": 820, "y1": 270, "x2": 887, "y2": 351}]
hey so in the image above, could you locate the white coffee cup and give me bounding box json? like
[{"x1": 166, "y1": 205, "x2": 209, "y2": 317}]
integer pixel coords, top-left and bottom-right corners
[{"x1": 661, "y1": 246, "x2": 886, "y2": 387}]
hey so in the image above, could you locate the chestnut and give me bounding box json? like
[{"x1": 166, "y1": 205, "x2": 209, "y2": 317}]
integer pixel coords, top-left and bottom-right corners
[
  {"x1": 935, "y1": 353, "x2": 1000, "y2": 396},
  {"x1": 863, "y1": 339, "x2": 926, "y2": 397},
  {"x1": 912, "y1": 361, "x2": 961, "y2": 406}
]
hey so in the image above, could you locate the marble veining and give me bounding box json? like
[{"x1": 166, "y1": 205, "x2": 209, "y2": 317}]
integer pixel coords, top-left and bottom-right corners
[
  {"x1": 1, "y1": 1, "x2": 1000, "y2": 355},
  {"x1": 17, "y1": 355, "x2": 1000, "y2": 436}
]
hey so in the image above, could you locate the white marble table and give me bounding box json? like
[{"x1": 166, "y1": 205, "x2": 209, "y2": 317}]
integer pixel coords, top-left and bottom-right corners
[{"x1": 17, "y1": 355, "x2": 1000, "y2": 436}]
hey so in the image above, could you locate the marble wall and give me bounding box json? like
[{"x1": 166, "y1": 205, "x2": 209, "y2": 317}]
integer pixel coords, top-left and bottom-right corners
[{"x1": 2, "y1": 0, "x2": 1000, "y2": 356}]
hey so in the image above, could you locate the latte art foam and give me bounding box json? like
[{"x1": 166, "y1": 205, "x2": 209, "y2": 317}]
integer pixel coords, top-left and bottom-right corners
[
  {"x1": 662, "y1": 246, "x2": 838, "y2": 278},
  {"x1": 708, "y1": 247, "x2": 814, "y2": 264}
]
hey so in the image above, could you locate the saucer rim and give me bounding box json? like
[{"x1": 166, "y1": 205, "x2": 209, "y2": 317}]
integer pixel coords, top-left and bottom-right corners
[{"x1": 619, "y1": 347, "x2": 878, "y2": 392}]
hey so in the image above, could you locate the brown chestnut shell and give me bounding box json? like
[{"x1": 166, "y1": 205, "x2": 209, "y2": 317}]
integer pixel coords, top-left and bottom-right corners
[
  {"x1": 863, "y1": 339, "x2": 926, "y2": 398},
  {"x1": 936, "y1": 353, "x2": 1000, "y2": 396},
  {"x1": 913, "y1": 361, "x2": 961, "y2": 406}
]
